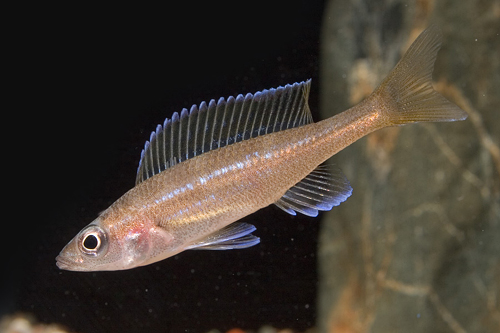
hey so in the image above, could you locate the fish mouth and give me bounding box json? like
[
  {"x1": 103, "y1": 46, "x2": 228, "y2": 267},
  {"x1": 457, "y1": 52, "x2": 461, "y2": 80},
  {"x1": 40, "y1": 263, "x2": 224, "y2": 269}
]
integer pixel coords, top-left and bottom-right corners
[
  {"x1": 56, "y1": 238, "x2": 85, "y2": 271},
  {"x1": 56, "y1": 254, "x2": 75, "y2": 270},
  {"x1": 56, "y1": 253, "x2": 87, "y2": 271}
]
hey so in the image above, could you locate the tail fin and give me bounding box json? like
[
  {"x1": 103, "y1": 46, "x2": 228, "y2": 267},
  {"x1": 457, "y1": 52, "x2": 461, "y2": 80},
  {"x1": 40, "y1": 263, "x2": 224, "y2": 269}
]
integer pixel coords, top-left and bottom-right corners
[{"x1": 375, "y1": 25, "x2": 467, "y2": 125}]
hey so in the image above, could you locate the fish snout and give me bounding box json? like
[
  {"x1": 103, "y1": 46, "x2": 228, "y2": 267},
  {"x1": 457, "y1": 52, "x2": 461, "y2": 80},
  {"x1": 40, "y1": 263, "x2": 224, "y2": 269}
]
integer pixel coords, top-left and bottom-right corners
[
  {"x1": 56, "y1": 241, "x2": 85, "y2": 271},
  {"x1": 55, "y1": 254, "x2": 73, "y2": 270}
]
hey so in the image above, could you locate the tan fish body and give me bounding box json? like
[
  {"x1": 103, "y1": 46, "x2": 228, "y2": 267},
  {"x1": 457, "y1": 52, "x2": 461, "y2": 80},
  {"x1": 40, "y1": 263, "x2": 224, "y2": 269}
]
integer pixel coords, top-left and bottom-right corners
[{"x1": 57, "y1": 25, "x2": 467, "y2": 271}]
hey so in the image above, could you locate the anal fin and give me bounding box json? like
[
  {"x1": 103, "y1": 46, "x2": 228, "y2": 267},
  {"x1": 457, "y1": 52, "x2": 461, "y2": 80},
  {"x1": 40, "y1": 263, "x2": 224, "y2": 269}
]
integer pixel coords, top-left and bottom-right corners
[
  {"x1": 274, "y1": 164, "x2": 353, "y2": 217},
  {"x1": 186, "y1": 222, "x2": 260, "y2": 250}
]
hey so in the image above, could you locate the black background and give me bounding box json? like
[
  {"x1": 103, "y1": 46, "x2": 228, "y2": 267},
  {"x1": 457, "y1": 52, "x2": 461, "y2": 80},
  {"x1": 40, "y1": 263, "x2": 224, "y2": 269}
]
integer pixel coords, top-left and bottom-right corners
[{"x1": 5, "y1": 2, "x2": 327, "y2": 332}]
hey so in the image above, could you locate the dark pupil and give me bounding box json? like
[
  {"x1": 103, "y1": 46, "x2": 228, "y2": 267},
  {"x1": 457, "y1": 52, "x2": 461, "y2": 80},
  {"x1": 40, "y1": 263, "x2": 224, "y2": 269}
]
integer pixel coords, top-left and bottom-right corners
[{"x1": 83, "y1": 235, "x2": 99, "y2": 250}]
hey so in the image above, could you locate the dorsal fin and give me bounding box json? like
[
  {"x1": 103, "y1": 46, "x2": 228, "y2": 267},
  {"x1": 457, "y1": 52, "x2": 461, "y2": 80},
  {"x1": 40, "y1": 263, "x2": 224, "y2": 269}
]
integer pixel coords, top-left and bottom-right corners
[{"x1": 136, "y1": 80, "x2": 313, "y2": 184}]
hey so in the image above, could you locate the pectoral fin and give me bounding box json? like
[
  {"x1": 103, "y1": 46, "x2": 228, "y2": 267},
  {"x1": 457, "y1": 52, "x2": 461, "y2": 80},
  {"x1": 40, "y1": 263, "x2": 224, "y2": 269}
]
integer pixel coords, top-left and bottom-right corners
[
  {"x1": 186, "y1": 222, "x2": 260, "y2": 250},
  {"x1": 274, "y1": 164, "x2": 353, "y2": 217}
]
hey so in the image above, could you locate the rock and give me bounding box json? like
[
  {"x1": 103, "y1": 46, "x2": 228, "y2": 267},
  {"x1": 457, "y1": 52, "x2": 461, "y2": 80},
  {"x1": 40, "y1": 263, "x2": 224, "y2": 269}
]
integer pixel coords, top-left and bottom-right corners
[{"x1": 317, "y1": 1, "x2": 500, "y2": 332}]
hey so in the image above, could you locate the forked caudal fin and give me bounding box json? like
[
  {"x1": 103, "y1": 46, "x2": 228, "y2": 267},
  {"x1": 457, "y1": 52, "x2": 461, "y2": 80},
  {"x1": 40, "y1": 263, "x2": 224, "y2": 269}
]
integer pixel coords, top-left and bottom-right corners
[{"x1": 373, "y1": 25, "x2": 467, "y2": 125}]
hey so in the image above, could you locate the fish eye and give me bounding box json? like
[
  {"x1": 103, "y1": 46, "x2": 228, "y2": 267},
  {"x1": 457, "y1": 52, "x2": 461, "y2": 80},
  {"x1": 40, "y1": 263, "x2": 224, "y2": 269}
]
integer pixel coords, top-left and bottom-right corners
[
  {"x1": 83, "y1": 234, "x2": 99, "y2": 250},
  {"x1": 78, "y1": 225, "x2": 108, "y2": 257}
]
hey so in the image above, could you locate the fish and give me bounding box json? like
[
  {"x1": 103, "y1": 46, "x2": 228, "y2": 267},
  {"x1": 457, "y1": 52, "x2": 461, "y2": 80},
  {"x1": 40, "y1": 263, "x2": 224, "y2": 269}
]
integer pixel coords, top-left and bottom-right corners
[{"x1": 56, "y1": 25, "x2": 467, "y2": 271}]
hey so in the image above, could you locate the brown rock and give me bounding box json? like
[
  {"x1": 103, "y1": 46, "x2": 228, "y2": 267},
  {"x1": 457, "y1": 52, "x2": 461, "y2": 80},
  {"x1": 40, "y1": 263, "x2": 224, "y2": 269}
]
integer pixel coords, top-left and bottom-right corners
[{"x1": 318, "y1": 1, "x2": 500, "y2": 332}]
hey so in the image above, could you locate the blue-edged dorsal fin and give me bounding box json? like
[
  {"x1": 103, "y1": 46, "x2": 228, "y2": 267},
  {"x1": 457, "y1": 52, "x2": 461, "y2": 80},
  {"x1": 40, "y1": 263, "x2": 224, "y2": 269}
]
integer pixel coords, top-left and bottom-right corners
[
  {"x1": 185, "y1": 222, "x2": 260, "y2": 250},
  {"x1": 135, "y1": 80, "x2": 313, "y2": 184},
  {"x1": 274, "y1": 164, "x2": 353, "y2": 217}
]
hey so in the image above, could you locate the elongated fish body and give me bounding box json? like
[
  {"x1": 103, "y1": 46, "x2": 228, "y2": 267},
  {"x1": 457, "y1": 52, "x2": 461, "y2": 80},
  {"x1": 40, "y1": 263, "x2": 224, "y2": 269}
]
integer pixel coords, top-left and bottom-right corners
[{"x1": 57, "y1": 25, "x2": 467, "y2": 271}]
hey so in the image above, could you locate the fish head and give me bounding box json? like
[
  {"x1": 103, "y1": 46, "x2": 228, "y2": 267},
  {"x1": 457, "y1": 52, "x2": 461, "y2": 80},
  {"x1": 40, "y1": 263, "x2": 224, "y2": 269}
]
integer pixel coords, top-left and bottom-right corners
[{"x1": 56, "y1": 216, "x2": 175, "y2": 271}]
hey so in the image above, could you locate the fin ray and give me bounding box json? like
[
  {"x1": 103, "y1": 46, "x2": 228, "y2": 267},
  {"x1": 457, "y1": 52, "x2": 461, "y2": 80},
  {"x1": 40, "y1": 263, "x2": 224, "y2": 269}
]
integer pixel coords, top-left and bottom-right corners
[
  {"x1": 136, "y1": 80, "x2": 312, "y2": 184},
  {"x1": 376, "y1": 25, "x2": 467, "y2": 125},
  {"x1": 274, "y1": 164, "x2": 353, "y2": 217},
  {"x1": 186, "y1": 222, "x2": 260, "y2": 250}
]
